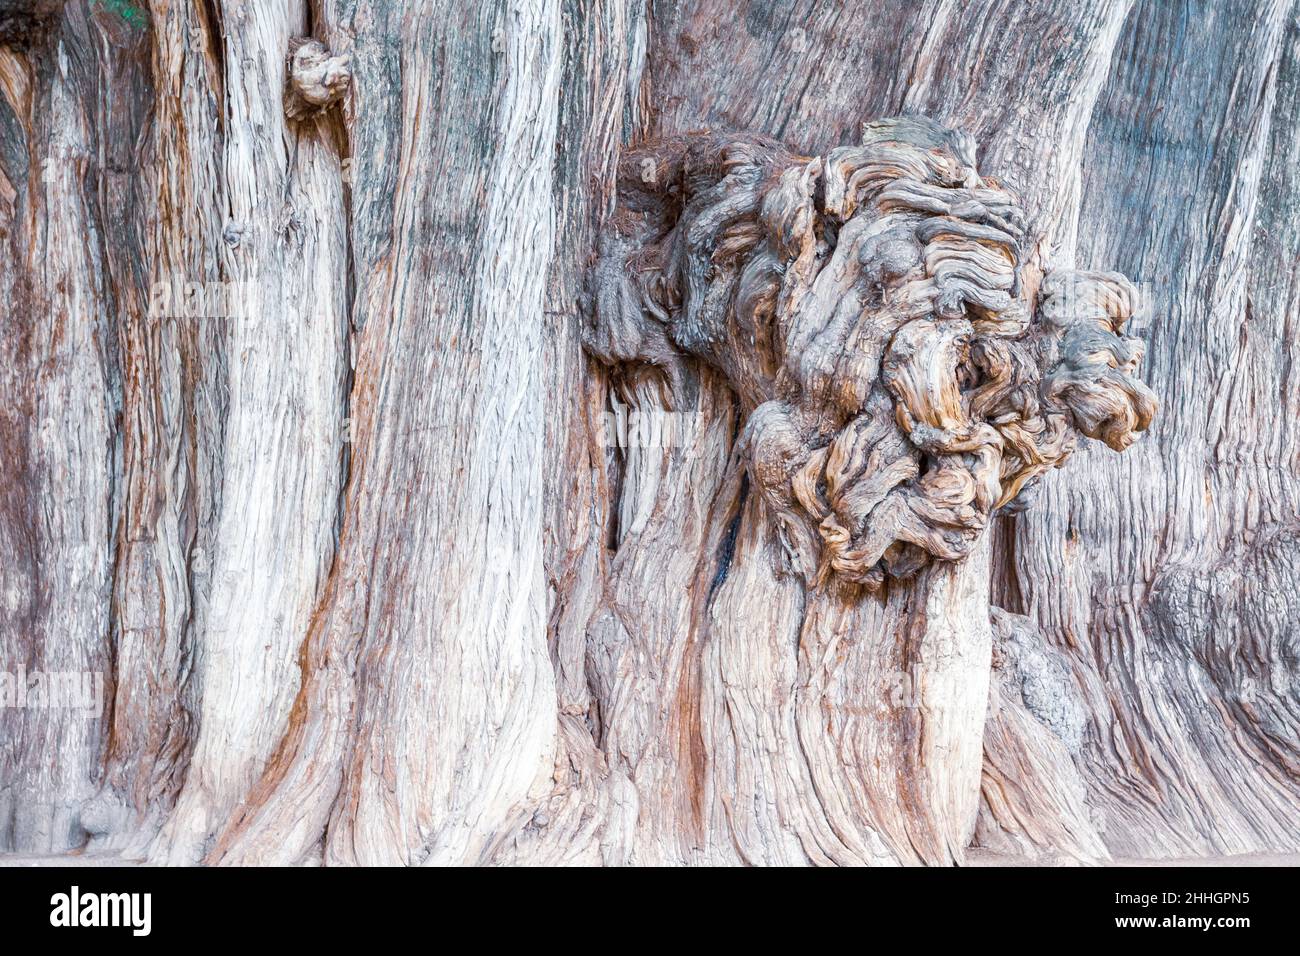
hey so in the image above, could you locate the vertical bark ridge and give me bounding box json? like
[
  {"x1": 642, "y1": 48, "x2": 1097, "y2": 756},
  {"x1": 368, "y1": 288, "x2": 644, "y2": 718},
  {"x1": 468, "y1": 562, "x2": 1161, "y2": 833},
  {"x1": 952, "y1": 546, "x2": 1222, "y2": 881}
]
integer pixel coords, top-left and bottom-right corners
[
  {"x1": 1003, "y1": 0, "x2": 1300, "y2": 858},
  {"x1": 145, "y1": 0, "x2": 350, "y2": 865},
  {"x1": 212, "y1": 0, "x2": 560, "y2": 867},
  {"x1": 0, "y1": 1, "x2": 137, "y2": 853},
  {"x1": 86, "y1": 0, "x2": 223, "y2": 857}
]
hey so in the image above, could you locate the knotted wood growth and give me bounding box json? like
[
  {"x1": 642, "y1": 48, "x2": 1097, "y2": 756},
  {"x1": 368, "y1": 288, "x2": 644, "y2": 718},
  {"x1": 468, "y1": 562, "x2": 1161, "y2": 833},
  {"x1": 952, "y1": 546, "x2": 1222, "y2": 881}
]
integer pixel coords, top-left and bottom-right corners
[
  {"x1": 589, "y1": 117, "x2": 1156, "y2": 591},
  {"x1": 284, "y1": 37, "x2": 350, "y2": 120}
]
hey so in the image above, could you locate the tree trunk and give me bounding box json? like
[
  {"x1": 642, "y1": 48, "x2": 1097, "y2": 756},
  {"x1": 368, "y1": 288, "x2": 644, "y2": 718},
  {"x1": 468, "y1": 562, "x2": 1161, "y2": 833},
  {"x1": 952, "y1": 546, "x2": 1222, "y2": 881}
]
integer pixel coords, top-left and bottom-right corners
[{"x1": 0, "y1": 0, "x2": 1296, "y2": 866}]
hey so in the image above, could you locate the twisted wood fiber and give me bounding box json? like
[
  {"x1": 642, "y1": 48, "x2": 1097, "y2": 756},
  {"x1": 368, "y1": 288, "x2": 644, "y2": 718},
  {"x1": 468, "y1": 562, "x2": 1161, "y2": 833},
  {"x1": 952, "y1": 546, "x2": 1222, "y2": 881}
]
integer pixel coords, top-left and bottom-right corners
[{"x1": 589, "y1": 117, "x2": 1156, "y2": 593}]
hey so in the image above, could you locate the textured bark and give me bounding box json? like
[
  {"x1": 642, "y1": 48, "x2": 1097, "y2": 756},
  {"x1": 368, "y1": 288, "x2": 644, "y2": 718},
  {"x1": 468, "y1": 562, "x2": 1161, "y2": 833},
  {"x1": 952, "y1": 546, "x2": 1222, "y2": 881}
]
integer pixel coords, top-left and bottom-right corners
[
  {"x1": 991, "y1": 0, "x2": 1300, "y2": 859},
  {"x1": 0, "y1": 1, "x2": 122, "y2": 852},
  {"x1": 209, "y1": 0, "x2": 559, "y2": 867},
  {"x1": 0, "y1": 0, "x2": 1296, "y2": 867}
]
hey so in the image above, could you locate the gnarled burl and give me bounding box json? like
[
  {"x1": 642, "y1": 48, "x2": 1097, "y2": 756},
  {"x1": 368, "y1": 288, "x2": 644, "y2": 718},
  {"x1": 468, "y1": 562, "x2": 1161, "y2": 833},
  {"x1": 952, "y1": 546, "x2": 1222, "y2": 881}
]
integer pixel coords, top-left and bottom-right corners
[
  {"x1": 285, "y1": 38, "x2": 351, "y2": 120},
  {"x1": 587, "y1": 117, "x2": 1156, "y2": 590}
]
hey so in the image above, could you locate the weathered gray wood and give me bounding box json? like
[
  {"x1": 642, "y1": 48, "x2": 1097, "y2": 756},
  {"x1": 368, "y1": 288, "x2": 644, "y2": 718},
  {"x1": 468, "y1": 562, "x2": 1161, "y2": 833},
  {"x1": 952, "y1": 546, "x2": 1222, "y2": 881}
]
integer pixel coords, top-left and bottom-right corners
[
  {"x1": 0, "y1": 0, "x2": 1295, "y2": 867},
  {"x1": 209, "y1": 0, "x2": 560, "y2": 866},
  {"x1": 146, "y1": 1, "x2": 351, "y2": 866},
  {"x1": 995, "y1": 0, "x2": 1300, "y2": 859},
  {"x1": 88, "y1": 2, "x2": 214, "y2": 856},
  {"x1": 0, "y1": 5, "x2": 122, "y2": 853},
  {"x1": 541, "y1": 0, "x2": 1147, "y2": 866}
]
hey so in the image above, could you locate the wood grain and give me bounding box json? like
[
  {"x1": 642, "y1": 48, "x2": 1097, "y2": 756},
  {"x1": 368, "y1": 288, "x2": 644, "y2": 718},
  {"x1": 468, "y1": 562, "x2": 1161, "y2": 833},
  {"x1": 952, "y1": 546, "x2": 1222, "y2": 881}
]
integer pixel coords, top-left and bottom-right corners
[{"x1": 0, "y1": 0, "x2": 1294, "y2": 866}]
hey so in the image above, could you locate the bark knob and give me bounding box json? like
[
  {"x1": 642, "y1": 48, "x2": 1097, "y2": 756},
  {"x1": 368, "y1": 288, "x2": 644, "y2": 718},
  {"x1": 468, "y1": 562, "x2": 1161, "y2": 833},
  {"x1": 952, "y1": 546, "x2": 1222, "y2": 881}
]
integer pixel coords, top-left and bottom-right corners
[{"x1": 285, "y1": 37, "x2": 351, "y2": 120}]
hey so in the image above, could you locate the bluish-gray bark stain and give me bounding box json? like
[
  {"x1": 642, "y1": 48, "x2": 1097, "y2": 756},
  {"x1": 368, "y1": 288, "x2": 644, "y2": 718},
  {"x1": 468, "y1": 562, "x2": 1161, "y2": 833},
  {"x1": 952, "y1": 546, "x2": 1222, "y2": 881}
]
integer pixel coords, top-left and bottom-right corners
[{"x1": 708, "y1": 472, "x2": 747, "y2": 599}]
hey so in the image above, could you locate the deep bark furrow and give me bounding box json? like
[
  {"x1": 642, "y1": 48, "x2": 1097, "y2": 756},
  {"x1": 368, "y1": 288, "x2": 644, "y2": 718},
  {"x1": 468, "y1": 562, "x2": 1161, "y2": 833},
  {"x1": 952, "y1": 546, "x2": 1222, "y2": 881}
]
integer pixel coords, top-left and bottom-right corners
[
  {"x1": 1003, "y1": 0, "x2": 1300, "y2": 858},
  {"x1": 0, "y1": 0, "x2": 1295, "y2": 868}
]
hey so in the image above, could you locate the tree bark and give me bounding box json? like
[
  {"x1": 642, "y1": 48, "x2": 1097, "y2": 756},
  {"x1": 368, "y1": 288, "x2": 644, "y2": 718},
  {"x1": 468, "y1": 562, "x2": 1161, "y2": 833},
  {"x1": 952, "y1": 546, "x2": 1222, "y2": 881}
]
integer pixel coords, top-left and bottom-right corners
[{"x1": 0, "y1": 0, "x2": 1296, "y2": 866}]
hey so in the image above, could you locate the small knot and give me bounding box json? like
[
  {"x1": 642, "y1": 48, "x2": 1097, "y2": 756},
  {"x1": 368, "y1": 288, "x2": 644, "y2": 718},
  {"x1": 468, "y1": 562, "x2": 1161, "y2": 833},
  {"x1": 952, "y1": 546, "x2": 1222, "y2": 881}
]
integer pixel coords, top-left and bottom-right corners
[
  {"x1": 285, "y1": 38, "x2": 351, "y2": 121},
  {"x1": 222, "y1": 220, "x2": 245, "y2": 247}
]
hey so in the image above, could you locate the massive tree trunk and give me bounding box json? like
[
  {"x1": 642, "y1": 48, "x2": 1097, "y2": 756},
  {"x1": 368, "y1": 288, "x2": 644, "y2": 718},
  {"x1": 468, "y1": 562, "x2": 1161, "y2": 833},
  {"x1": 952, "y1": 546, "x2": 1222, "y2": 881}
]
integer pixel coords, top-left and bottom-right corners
[{"x1": 0, "y1": 0, "x2": 1296, "y2": 866}]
